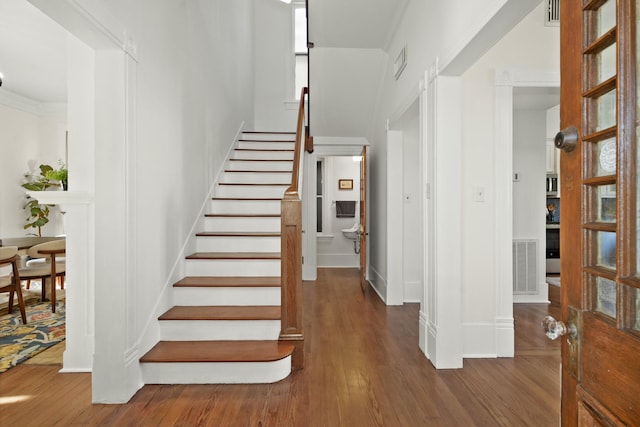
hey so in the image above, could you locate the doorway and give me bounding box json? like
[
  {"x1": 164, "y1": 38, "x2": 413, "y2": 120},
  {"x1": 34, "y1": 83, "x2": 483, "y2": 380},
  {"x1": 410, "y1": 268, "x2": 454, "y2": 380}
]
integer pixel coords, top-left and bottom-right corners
[
  {"x1": 512, "y1": 87, "x2": 559, "y2": 304},
  {"x1": 387, "y1": 98, "x2": 423, "y2": 305}
]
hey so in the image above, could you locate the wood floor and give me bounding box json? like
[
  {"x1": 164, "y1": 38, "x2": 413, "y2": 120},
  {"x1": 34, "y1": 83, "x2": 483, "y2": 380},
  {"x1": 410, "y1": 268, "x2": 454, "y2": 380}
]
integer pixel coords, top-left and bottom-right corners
[{"x1": 0, "y1": 268, "x2": 560, "y2": 426}]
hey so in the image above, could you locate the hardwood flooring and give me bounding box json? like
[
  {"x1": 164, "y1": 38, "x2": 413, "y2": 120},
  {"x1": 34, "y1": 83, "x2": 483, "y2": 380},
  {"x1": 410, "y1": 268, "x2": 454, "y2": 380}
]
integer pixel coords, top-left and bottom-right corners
[{"x1": 0, "y1": 268, "x2": 560, "y2": 426}]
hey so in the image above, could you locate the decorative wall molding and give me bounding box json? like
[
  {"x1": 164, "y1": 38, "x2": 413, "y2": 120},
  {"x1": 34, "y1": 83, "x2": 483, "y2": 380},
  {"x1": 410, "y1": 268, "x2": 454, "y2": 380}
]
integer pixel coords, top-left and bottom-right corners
[
  {"x1": 0, "y1": 89, "x2": 67, "y2": 117},
  {"x1": 493, "y1": 67, "x2": 559, "y2": 357}
]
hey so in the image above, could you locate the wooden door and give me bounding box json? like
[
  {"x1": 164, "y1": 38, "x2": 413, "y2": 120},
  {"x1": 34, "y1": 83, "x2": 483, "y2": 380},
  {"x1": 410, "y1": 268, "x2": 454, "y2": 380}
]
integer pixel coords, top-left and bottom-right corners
[
  {"x1": 558, "y1": 0, "x2": 640, "y2": 425},
  {"x1": 359, "y1": 147, "x2": 367, "y2": 292}
]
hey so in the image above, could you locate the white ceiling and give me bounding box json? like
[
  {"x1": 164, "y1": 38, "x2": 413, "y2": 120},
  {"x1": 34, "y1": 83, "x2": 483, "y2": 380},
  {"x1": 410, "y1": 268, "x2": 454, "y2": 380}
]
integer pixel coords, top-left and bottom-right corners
[
  {"x1": 0, "y1": 0, "x2": 67, "y2": 103},
  {"x1": 309, "y1": 0, "x2": 409, "y2": 49},
  {"x1": 513, "y1": 86, "x2": 560, "y2": 110}
]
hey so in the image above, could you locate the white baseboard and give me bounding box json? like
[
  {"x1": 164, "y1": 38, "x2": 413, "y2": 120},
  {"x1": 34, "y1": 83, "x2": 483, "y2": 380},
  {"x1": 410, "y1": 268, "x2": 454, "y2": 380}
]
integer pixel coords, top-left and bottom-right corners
[
  {"x1": 463, "y1": 322, "x2": 498, "y2": 358},
  {"x1": 368, "y1": 265, "x2": 387, "y2": 303},
  {"x1": 403, "y1": 280, "x2": 422, "y2": 302}
]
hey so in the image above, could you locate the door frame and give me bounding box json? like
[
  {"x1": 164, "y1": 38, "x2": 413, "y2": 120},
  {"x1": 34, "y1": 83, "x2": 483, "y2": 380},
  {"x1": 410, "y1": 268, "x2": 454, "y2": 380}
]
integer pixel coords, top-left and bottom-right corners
[
  {"x1": 494, "y1": 67, "x2": 560, "y2": 356},
  {"x1": 302, "y1": 138, "x2": 370, "y2": 282}
]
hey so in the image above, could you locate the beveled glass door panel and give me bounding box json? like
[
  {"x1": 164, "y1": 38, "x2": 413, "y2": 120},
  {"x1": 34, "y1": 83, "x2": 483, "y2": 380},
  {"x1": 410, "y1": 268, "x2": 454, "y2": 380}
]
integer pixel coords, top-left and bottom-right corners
[{"x1": 596, "y1": 0, "x2": 616, "y2": 37}]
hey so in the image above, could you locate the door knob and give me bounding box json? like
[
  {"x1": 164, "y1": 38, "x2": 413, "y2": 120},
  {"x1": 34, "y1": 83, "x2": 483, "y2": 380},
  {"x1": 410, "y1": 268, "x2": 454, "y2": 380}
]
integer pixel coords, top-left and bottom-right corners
[
  {"x1": 542, "y1": 315, "x2": 577, "y2": 340},
  {"x1": 554, "y1": 126, "x2": 579, "y2": 152}
]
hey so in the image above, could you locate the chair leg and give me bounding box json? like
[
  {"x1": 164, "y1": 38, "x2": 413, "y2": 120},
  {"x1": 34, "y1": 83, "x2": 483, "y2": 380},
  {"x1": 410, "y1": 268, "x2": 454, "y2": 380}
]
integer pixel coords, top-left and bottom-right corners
[
  {"x1": 14, "y1": 285, "x2": 27, "y2": 324},
  {"x1": 8, "y1": 289, "x2": 14, "y2": 314},
  {"x1": 26, "y1": 279, "x2": 31, "y2": 290},
  {"x1": 51, "y1": 275, "x2": 56, "y2": 313}
]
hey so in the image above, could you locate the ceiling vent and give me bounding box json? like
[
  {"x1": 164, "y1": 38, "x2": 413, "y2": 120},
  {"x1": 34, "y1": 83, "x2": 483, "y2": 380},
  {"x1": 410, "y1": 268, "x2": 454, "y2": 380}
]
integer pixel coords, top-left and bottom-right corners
[{"x1": 545, "y1": 0, "x2": 560, "y2": 26}]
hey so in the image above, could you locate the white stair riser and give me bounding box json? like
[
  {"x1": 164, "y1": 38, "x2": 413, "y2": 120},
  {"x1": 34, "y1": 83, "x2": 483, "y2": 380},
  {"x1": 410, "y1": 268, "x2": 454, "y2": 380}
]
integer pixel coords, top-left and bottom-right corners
[
  {"x1": 241, "y1": 133, "x2": 295, "y2": 141},
  {"x1": 186, "y1": 259, "x2": 281, "y2": 277},
  {"x1": 210, "y1": 199, "x2": 281, "y2": 215},
  {"x1": 233, "y1": 150, "x2": 294, "y2": 161},
  {"x1": 204, "y1": 216, "x2": 281, "y2": 233},
  {"x1": 237, "y1": 141, "x2": 295, "y2": 150},
  {"x1": 196, "y1": 236, "x2": 280, "y2": 252},
  {"x1": 221, "y1": 172, "x2": 292, "y2": 184},
  {"x1": 227, "y1": 160, "x2": 292, "y2": 171},
  {"x1": 215, "y1": 185, "x2": 287, "y2": 199},
  {"x1": 159, "y1": 320, "x2": 281, "y2": 341},
  {"x1": 173, "y1": 287, "x2": 280, "y2": 306},
  {"x1": 141, "y1": 358, "x2": 291, "y2": 384}
]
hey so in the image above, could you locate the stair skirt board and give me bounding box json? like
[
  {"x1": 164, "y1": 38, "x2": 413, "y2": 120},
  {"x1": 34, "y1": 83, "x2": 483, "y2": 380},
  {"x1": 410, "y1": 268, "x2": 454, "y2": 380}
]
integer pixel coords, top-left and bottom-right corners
[
  {"x1": 204, "y1": 216, "x2": 281, "y2": 232},
  {"x1": 159, "y1": 320, "x2": 281, "y2": 341},
  {"x1": 141, "y1": 358, "x2": 292, "y2": 384},
  {"x1": 173, "y1": 287, "x2": 281, "y2": 306},
  {"x1": 227, "y1": 160, "x2": 293, "y2": 171},
  {"x1": 209, "y1": 199, "x2": 281, "y2": 215},
  {"x1": 196, "y1": 236, "x2": 280, "y2": 252}
]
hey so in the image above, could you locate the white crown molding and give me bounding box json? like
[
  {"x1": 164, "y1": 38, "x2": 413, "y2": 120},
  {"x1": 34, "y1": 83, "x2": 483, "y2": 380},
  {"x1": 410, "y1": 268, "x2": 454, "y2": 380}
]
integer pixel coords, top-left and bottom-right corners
[{"x1": 0, "y1": 89, "x2": 67, "y2": 116}]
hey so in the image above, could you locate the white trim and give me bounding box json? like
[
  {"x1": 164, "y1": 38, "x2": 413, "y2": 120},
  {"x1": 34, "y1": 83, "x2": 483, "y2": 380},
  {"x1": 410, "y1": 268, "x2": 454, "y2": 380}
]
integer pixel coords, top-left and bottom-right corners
[
  {"x1": 463, "y1": 322, "x2": 498, "y2": 358},
  {"x1": 0, "y1": 89, "x2": 67, "y2": 116},
  {"x1": 368, "y1": 265, "x2": 387, "y2": 303},
  {"x1": 494, "y1": 67, "x2": 559, "y2": 357}
]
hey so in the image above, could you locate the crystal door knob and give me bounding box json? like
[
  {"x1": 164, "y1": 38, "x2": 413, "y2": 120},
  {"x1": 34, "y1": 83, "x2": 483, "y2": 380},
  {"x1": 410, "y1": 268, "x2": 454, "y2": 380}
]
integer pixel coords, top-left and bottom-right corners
[{"x1": 542, "y1": 315, "x2": 577, "y2": 340}]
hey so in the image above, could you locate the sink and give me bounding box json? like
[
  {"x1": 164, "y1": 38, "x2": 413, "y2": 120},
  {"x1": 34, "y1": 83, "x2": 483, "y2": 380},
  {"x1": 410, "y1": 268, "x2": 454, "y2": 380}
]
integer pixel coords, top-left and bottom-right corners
[{"x1": 341, "y1": 223, "x2": 360, "y2": 240}]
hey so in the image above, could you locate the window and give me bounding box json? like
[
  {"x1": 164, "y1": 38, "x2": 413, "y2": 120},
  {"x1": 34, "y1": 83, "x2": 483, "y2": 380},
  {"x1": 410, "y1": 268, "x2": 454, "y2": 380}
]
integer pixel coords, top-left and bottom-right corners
[{"x1": 294, "y1": 5, "x2": 308, "y2": 99}]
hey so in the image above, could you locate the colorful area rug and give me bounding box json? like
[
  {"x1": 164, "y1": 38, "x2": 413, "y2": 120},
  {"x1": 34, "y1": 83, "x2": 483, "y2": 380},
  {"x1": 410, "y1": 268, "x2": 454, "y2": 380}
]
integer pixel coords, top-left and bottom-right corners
[{"x1": 0, "y1": 301, "x2": 65, "y2": 373}]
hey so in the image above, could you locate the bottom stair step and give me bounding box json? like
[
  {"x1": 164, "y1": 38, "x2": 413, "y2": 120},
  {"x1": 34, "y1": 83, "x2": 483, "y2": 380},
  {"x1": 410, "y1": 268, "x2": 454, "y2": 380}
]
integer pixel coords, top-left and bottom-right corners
[{"x1": 140, "y1": 341, "x2": 294, "y2": 384}]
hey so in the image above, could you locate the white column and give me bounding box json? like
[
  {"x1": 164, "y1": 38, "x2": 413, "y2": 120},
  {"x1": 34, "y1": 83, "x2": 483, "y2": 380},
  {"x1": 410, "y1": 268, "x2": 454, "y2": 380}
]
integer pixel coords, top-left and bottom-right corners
[{"x1": 422, "y1": 67, "x2": 463, "y2": 369}]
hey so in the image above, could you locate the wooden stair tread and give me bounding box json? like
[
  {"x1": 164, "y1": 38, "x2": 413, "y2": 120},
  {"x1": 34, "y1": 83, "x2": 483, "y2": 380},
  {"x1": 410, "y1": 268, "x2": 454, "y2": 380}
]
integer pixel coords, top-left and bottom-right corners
[
  {"x1": 140, "y1": 341, "x2": 294, "y2": 363},
  {"x1": 212, "y1": 197, "x2": 281, "y2": 201},
  {"x1": 174, "y1": 276, "x2": 281, "y2": 287},
  {"x1": 204, "y1": 213, "x2": 280, "y2": 218},
  {"x1": 225, "y1": 169, "x2": 291, "y2": 173},
  {"x1": 159, "y1": 306, "x2": 281, "y2": 321},
  {"x1": 229, "y1": 159, "x2": 293, "y2": 162},
  {"x1": 242, "y1": 131, "x2": 295, "y2": 134},
  {"x1": 186, "y1": 252, "x2": 280, "y2": 260},
  {"x1": 235, "y1": 148, "x2": 294, "y2": 152},
  {"x1": 218, "y1": 183, "x2": 289, "y2": 186},
  {"x1": 238, "y1": 139, "x2": 296, "y2": 144},
  {"x1": 196, "y1": 232, "x2": 280, "y2": 237}
]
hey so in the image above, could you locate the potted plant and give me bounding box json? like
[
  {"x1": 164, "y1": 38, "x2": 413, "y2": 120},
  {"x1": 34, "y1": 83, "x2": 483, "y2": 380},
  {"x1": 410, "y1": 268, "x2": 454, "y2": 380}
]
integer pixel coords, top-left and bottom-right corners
[
  {"x1": 20, "y1": 164, "x2": 57, "y2": 237},
  {"x1": 45, "y1": 163, "x2": 68, "y2": 190}
]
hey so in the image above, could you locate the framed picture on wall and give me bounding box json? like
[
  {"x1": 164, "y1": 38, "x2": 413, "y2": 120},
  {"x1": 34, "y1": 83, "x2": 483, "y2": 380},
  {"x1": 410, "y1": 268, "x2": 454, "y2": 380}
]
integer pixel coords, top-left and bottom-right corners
[{"x1": 338, "y1": 179, "x2": 353, "y2": 190}]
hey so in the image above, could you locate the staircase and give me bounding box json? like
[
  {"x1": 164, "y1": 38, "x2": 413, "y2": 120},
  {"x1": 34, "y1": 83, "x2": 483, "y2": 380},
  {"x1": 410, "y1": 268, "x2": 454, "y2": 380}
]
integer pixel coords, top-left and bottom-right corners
[{"x1": 140, "y1": 131, "x2": 298, "y2": 384}]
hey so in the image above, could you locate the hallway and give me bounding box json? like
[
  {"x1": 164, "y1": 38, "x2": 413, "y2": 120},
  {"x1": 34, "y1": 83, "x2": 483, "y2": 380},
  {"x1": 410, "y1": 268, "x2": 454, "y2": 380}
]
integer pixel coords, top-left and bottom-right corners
[{"x1": 0, "y1": 268, "x2": 560, "y2": 426}]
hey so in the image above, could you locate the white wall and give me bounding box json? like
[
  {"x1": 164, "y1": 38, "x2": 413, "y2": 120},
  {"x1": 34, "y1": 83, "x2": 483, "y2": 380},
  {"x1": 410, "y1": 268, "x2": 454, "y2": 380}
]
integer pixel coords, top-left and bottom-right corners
[
  {"x1": 317, "y1": 156, "x2": 360, "y2": 267},
  {"x1": 0, "y1": 104, "x2": 66, "y2": 237},
  {"x1": 367, "y1": 0, "x2": 541, "y2": 306},
  {"x1": 102, "y1": 0, "x2": 256, "y2": 370},
  {"x1": 27, "y1": 0, "x2": 256, "y2": 402},
  {"x1": 253, "y1": 0, "x2": 298, "y2": 131},
  {"x1": 459, "y1": 2, "x2": 559, "y2": 352},
  {"x1": 513, "y1": 108, "x2": 548, "y2": 302}
]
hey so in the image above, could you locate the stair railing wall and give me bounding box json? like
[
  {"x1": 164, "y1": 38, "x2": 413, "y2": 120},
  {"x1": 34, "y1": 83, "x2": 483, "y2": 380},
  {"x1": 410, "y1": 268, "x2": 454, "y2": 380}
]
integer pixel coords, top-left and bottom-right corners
[{"x1": 280, "y1": 86, "x2": 308, "y2": 370}]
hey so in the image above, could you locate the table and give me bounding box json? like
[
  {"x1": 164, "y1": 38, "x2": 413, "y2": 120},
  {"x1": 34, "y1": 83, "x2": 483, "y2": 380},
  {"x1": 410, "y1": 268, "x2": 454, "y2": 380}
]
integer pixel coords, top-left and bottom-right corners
[{"x1": 0, "y1": 236, "x2": 63, "y2": 250}]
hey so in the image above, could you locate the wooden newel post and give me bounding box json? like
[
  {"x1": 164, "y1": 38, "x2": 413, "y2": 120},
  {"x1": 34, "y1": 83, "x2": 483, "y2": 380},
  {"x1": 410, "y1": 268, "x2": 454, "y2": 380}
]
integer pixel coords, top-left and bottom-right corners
[{"x1": 280, "y1": 192, "x2": 304, "y2": 370}]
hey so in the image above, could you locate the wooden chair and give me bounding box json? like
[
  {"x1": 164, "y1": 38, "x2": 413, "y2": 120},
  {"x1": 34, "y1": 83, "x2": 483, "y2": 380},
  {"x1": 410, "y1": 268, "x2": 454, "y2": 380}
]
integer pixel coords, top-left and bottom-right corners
[
  {"x1": 0, "y1": 246, "x2": 27, "y2": 324},
  {"x1": 18, "y1": 239, "x2": 65, "y2": 313}
]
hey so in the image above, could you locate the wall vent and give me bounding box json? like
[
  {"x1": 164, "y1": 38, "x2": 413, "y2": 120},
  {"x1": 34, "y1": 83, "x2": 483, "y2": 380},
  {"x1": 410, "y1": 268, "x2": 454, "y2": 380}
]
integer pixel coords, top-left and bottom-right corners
[
  {"x1": 513, "y1": 239, "x2": 538, "y2": 294},
  {"x1": 545, "y1": 0, "x2": 560, "y2": 26}
]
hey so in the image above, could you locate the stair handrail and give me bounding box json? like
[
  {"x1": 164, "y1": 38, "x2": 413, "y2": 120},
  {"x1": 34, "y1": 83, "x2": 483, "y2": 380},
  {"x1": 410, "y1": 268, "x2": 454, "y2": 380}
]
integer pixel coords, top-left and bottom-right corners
[{"x1": 280, "y1": 86, "x2": 308, "y2": 370}]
